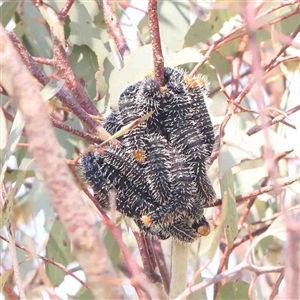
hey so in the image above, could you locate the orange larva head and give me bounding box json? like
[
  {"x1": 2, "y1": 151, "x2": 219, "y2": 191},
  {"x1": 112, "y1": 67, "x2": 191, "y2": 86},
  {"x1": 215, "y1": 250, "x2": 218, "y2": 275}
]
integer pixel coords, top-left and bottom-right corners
[
  {"x1": 132, "y1": 149, "x2": 146, "y2": 164},
  {"x1": 141, "y1": 215, "x2": 153, "y2": 226},
  {"x1": 185, "y1": 76, "x2": 206, "y2": 89},
  {"x1": 197, "y1": 224, "x2": 211, "y2": 236}
]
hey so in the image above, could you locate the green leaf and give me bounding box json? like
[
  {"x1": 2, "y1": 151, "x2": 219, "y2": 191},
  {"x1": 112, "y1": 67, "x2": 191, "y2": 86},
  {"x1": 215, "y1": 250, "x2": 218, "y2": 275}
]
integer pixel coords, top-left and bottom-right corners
[
  {"x1": 219, "y1": 123, "x2": 261, "y2": 178},
  {"x1": 68, "y1": 45, "x2": 99, "y2": 100},
  {"x1": 4, "y1": 170, "x2": 35, "y2": 183},
  {"x1": 220, "y1": 169, "x2": 238, "y2": 249},
  {"x1": 1, "y1": 171, "x2": 27, "y2": 229},
  {"x1": 0, "y1": 110, "x2": 24, "y2": 184},
  {"x1": 20, "y1": 2, "x2": 53, "y2": 58},
  {"x1": 68, "y1": 2, "x2": 109, "y2": 61},
  {"x1": 216, "y1": 281, "x2": 250, "y2": 300},
  {"x1": 40, "y1": 80, "x2": 65, "y2": 101},
  {"x1": 46, "y1": 219, "x2": 74, "y2": 286},
  {"x1": 74, "y1": 286, "x2": 94, "y2": 300},
  {"x1": 22, "y1": 177, "x2": 55, "y2": 231},
  {"x1": 103, "y1": 228, "x2": 120, "y2": 267},
  {"x1": 0, "y1": 0, "x2": 18, "y2": 27},
  {"x1": 184, "y1": 9, "x2": 237, "y2": 48},
  {"x1": 0, "y1": 268, "x2": 13, "y2": 290},
  {"x1": 158, "y1": 1, "x2": 190, "y2": 51},
  {"x1": 108, "y1": 44, "x2": 209, "y2": 108}
]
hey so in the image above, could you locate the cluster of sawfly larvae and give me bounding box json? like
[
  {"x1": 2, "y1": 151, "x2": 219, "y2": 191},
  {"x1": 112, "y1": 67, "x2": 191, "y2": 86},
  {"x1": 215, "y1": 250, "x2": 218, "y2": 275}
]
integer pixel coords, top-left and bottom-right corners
[{"x1": 80, "y1": 67, "x2": 216, "y2": 243}]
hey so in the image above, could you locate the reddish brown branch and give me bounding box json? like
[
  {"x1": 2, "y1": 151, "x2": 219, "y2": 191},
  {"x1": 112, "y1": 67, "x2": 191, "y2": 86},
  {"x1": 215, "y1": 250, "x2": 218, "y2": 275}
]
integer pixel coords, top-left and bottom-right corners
[
  {"x1": 152, "y1": 239, "x2": 170, "y2": 294},
  {"x1": 50, "y1": 117, "x2": 103, "y2": 143},
  {"x1": 133, "y1": 231, "x2": 162, "y2": 283},
  {"x1": 7, "y1": 31, "x2": 100, "y2": 133},
  {"x1": 52, "y1": 34, "x2": 102, "y2": 118},
  {"x1": 58, "y1": 0, "x2": 75, "y2": 21},
  {"x1": 99, "y1": 0, "x2": 131, "y2": 59},
  {"x1": 148, "y1": 0, "x2": 164, "y2": 86},
  {"x1": 231, "y1": 35, "x2": 248, "y2": 99},
  {"x1": 32, "y1": 56, "x2": 54, "y2": 66}
]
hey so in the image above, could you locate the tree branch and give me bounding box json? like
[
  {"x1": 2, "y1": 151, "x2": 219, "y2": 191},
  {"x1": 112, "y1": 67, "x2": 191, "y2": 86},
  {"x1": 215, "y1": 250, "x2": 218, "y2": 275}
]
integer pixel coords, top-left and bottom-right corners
[
  {"x1": 148, "y1": 0, "x2": 164, "y2": 86},
  {"x1": 0, "y1": 25, "x2": 124, "y2": 299},
  {"x1": 99, "y1": 0, "x2": 131, "y2": 59}
]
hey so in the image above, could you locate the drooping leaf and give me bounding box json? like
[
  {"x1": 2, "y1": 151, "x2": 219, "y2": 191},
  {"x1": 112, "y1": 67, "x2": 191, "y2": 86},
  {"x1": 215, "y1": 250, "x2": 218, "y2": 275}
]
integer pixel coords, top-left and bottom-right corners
[
  {"x1": 157, "y1": 1, "x2": 190, "y2": 52},
  {"x1": 68, "y1": 2, "x2": 109, "y2": 61},
  {"x1": 0, "y1": 268, "x2": 13, "y2": 290},
  {"x1": 103, "y1": 228, "x2": 120, "y2": 268},
  {"x1": 219, "y1": 122, "x2": 261, "y2": 178},
  {"x1": 46, "y1": 219, "x2": 74, "y2": 286},
  {"x1": 0, "y1": 110, "x2": 24, "y2": 184},
  {"x1": 22, "y1": 177, "x2": 55, "y2": 232},
  {"x1": 0, "y1": 0, "x2": 18, "y2": 27},
  {"x1": 1, "y1": 171, "x2": 27, "y2": 229},
  {"x1": 184, "y1": 8, "x2": 238, "y2": 48},
  {"x1": 216, "y1": 281, "x2": 250, "y2": 300},
  {"x1": 40, "y1": 80, "x2": 65, "y2": 102},
  {"x1": 68, "y1": 45, "x2": 99, "y2": 101},
  {"x1": 220, "y1": 169, "x2": 238, "y2": 249}
]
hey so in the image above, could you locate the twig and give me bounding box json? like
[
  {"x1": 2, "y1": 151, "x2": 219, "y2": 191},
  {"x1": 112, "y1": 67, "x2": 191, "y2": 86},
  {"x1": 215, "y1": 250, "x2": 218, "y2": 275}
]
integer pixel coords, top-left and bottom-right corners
[
  {"x1": 50, "y1": 117, "x2": 103, "y2": 144},
  {"x1": 269, "y1": 272, "x2": 284, "y2": 300},
  {"x1": 175, "y1": 261, "x2": 284, "y2": 300},
  {"x1": 233, "y1": 224, "x2": 271, "y2": 249},
  {"x1": 190, "y1": 1, "x2": 299, "y2": 77},
  {"x1": 247, "y1": 104, "x2": 300, "y2": 136},
  {"x1": 148, "y1": 0, "x2": 164, "y2": 86},
  {"x1": 1, "y1": 26, "x2": 124, "y2": 299},
  {"x1": 231, "y1": 35, "x2": 248, "y2": 99},
  {"x1": 58, "y1": 0, "x2": 75, "y2": 21},
  {"x1": 133, "y1": 231, "x2": 162, "y2": 283},
  {"x1": 99, "y1": 0, "x2": 131, "y2": 59},
  {"x1": 209, "y1": 55, "x2": 300, "y2": 97},
  {"x1": 32, "y1": 57, "x2": 54, "y2": 66},
  {"x1": 0, "y1": 234, "x2": 89, "y2": 290},
  {"x1": 152, "y1": 239, "x2": 170, "y2": 295},
  {"x1": 7, "y1": 222, "x2": 27, "y2": 299},
  {"x1": 51, "y1": 34, "x2": 102, "y2": 118},
  {"x1": 206, "y1": 174, "x2": 300, "y2": 208}
]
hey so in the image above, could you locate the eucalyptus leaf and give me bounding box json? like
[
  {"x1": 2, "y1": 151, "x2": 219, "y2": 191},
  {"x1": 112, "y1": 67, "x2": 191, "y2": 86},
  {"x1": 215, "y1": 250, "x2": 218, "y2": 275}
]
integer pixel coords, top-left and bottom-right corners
[
  {"x1": 220, "y1": 169, "x2": 238, "y2": 249},
  {"x1": 46, "y1": 219, "x2": 73, "y2": 286},
  {"x1": 40, "y1": 80, "x2": 65, "y2": 101},
  {"x1": 0, "y1": 0, "x2": 18, "y2": 27},
  {"x1": 216, "y1": 281, "x2": 250, "y2": 300},
  {"x1": 184, "y1": 8, "x2": 237, "y2": 48},
  {"x1": 68, "y1": 45, "x2": 99, "y2": 100},
  {"x1": 0, "y1": 110, "x2": 24, "y2": 184},
  {"x1": 68, "y1": 2, "x2": 109, "y2": 61},
  {"x1": 158, "y1": 1, "x2": 190, "y2": 51}
]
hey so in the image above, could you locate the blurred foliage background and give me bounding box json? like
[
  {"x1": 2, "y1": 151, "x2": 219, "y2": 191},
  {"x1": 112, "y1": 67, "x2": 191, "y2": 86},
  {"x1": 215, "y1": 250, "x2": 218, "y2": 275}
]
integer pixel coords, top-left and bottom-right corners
[{"x1": 1, "y1": 0, "x2": 300, "y2": 299}]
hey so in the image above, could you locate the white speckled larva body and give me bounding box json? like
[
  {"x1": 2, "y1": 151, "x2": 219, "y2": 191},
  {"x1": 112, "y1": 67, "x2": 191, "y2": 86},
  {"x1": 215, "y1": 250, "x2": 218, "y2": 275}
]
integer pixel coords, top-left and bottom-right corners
[{"x1": 80, "y1": 67, "x2": 216, "y2": 243}]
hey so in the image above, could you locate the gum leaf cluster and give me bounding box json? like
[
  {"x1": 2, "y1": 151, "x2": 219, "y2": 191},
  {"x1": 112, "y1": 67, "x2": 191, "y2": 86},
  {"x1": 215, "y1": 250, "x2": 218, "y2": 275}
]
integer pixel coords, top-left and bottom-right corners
[{"x1": 80, "y1": 67, "x2": 216, "y2": 243}]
